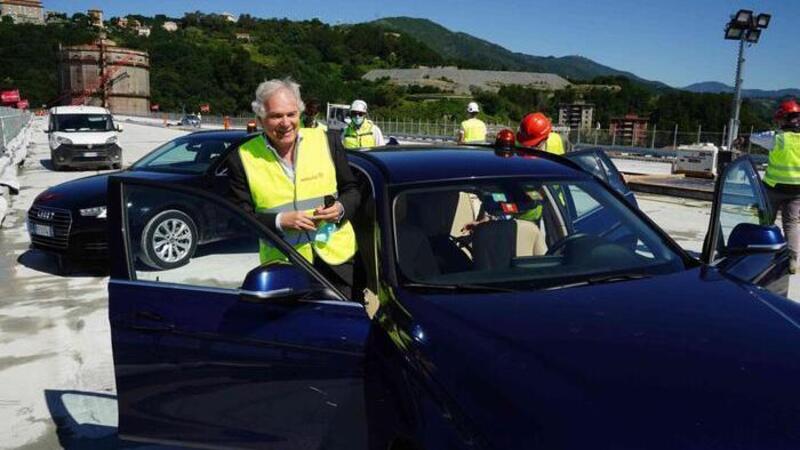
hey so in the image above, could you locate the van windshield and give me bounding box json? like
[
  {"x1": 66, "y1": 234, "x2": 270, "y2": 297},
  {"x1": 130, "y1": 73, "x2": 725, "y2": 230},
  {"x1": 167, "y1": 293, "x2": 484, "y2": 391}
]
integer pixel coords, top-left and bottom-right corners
[{"x1": 53, "y1": 114, "x2": 115, "y2": 132}]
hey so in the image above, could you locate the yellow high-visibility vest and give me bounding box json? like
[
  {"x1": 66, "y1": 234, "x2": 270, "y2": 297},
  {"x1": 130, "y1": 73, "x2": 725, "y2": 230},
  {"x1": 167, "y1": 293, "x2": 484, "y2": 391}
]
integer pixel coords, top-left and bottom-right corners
[
  {"x1": 765, "y1": 132, "x2": 800, "y2": 187},
  {"x1": 460, "y1": 118, "x2": 487, "y2": 143},
  {"x1": 238, "y1": 128, "x2": 356, "y2": 265},
  {"x1": 545, "y1": 132, "x2": 565, "y2": 155},
  {"x1": 301, "y1": 120, "x2": 328, "y2": 131},
  {"x1": 343, "y1": 119, "x2": 376, "y2": 149}
]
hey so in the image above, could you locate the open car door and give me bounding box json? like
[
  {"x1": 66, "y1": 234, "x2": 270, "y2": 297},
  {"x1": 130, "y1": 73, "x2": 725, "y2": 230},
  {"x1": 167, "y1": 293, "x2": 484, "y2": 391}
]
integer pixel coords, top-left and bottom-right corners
[
  {"x1": 106, "y1": 177, "x2": 370, "y2": 449},
  {"x1": 566, "y1": 147, "x2": 638, "y2": 207},
  {"x1": 701, "y1": 155, "x2": 791, "y2": 296}
]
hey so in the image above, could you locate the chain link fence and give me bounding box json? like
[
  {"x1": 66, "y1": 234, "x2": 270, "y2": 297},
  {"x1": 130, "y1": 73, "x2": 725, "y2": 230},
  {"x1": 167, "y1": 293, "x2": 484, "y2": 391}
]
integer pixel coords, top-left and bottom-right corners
[{"x1": 113, "y1": 109, "x2": 768, "y2": 154}]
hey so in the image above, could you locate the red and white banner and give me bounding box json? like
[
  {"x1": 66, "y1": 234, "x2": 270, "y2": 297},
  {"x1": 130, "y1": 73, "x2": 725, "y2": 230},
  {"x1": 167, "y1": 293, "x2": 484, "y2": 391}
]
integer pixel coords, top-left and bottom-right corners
[{"x1": 1, "y1": 89, "x2": 20, "y2": 104}]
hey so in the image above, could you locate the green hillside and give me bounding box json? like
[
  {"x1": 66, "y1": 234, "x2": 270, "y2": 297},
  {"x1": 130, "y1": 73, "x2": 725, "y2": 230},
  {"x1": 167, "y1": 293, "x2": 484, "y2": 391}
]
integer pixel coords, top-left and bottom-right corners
[
  {"x1": 0, "y1": 12, "x2": 772, "y2": 132},
  {"x1": 371, "y1": 17, "x2": 670, "y2": 90}
]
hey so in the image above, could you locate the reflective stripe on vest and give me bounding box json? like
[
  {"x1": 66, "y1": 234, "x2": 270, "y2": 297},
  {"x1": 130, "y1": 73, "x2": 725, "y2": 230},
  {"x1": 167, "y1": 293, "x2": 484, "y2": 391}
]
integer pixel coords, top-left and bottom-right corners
[
  {"x1": 765, "y1": 132, "x2": 800, "y2": 187},
  {"x1": 343, "y1": 120, "x2": 376, "y2": 149},
  {"x1": 238, "y1": 129, "x2": 356, "y2": 265},
  {"x1": 545, "y1": 132, "x2": 565, "y2": 155},
  {"x1": 461, "y1": 118, "x2": 487, "y2": 143}
]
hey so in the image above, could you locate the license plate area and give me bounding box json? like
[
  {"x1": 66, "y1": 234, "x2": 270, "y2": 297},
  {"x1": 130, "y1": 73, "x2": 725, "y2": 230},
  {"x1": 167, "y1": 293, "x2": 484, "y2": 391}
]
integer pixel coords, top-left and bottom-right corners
[
  {"x1": 30, "y1": 222, "x2": 54, "y2": 237},
  {"x1": 83, "y1": 152, "x2": 99, "y2": 157}
]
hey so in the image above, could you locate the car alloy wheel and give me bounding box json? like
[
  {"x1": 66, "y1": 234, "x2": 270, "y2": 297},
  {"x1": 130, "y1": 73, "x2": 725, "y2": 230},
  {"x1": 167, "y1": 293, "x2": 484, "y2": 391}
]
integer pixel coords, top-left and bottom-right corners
[{"x1": 140, "y1": 209, "x2": 198, "y2": 270}]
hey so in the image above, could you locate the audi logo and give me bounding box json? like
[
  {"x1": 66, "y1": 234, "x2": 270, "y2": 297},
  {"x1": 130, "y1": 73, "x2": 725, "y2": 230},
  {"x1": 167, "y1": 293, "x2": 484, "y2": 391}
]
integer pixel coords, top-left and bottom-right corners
[{"x1": 36, "y1": 210, "x2": 54, "y2": 220}]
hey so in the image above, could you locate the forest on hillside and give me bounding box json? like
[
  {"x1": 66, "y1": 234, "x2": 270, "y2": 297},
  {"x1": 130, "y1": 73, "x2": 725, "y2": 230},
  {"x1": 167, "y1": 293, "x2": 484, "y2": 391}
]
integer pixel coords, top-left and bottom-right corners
[{"x1": 0, "y1": 12, "x2": 774, "y2": 132}]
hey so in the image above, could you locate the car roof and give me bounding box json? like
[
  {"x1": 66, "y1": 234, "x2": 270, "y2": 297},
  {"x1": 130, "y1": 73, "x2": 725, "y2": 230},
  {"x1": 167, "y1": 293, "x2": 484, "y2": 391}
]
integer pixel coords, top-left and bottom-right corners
[
  {"x1": 49, "y1": 105, "x2": 111, "y2": 115},
  {"x1": 352, "y1": 145, "x2": 588, "y2": 185},
  {"x1": 183, "y1": 129, "x2": 249, "y2": 140}
]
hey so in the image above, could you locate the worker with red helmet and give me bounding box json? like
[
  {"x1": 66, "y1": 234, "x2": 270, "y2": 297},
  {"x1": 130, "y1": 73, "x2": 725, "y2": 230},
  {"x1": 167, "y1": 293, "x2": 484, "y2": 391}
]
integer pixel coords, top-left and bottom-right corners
[
  {"x1": 516, "y1": 112, "x2": 565, "y2": 155},
  {"x1": 753, "y1": 98, "x2": 800, "y2": 272}
]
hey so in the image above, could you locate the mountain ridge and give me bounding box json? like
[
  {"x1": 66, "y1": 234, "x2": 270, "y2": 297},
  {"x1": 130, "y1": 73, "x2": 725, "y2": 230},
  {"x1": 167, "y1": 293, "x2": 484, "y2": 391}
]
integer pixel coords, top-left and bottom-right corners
[
  {"x1": 370, "y1": 16, "x2": 796, "y2": 96},
  {"x1": 683, "y1": 82, "x2": 800, "y2": 99}
]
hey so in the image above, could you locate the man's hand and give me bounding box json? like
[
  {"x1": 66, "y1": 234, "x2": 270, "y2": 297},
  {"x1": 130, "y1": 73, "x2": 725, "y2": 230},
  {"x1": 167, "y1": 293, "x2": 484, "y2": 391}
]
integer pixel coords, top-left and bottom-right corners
[
  {"x1": 279, "y1": 211, "x2": 317, "y2": 231},
  {"x1": 460, "y1": 216, "x2": 490, "y2": 234},
  {"x1": 313, "y1": 201, "x2": 344, "y2": 222}
]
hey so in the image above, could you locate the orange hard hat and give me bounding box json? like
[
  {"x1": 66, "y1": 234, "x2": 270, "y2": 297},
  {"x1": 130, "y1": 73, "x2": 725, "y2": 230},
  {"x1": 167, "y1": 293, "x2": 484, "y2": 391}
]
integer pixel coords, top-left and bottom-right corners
[
  {"x1": 775, "y1": 98, "x2": 800, "y2": 122},
  {"x1": 517, "y1": 112, "x2": 552, "y2": 147}
]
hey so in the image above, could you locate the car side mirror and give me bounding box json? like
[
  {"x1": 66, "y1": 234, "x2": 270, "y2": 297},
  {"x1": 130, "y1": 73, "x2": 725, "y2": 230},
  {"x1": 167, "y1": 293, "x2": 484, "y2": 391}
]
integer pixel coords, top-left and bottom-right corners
[
  {"x1": 238, "y1": 264, "x2": 313, "y2": 303},
  {"x1": 725, "y1": 223, "x2": 786, "y2": 255}
]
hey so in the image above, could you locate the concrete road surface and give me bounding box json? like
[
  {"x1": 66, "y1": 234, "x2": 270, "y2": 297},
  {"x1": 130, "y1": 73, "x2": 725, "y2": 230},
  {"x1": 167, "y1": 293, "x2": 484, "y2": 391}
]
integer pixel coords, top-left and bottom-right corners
[{"x1": 0, "y1": 117, "x2": 797, "y2": 449}]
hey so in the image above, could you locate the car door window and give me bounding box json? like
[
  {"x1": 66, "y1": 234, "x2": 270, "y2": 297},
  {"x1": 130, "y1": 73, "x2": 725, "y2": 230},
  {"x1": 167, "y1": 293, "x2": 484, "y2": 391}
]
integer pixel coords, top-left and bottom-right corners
[
  {"x1": 124, "y1": 184, "x2": 282, "y2": 289},
  {"x1": 706, "y1": 156, "x2": 771, "y2": 262}
]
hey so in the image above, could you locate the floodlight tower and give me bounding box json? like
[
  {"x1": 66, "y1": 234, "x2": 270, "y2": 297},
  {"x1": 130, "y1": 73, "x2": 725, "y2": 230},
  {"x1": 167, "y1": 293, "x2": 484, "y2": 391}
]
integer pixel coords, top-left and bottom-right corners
[{"x1": 724, "y1": 9, "x2": 770, "y2": 150}]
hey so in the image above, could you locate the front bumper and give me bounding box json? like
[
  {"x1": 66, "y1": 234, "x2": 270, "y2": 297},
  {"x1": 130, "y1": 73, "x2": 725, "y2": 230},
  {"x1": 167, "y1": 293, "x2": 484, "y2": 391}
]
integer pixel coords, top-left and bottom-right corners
[
  {"x1": 51, "y1": 143, "x2": 122, "y2": 168},
  {"x1": 27, "y1": 205, "x2": 109, "y2": 259}
]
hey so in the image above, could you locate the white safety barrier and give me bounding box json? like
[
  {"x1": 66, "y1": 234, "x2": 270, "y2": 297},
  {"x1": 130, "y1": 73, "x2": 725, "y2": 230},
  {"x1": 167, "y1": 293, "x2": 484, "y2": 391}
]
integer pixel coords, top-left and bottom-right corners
[{"x1": 0, "y1": 111, "x2": 33, "y2": 226}]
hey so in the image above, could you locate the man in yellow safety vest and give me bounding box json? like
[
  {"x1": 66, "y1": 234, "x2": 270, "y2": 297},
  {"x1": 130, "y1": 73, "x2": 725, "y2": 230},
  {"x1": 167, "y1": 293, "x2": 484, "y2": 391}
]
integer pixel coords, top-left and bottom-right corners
[
  {"x1": 457, "y1": 101, "x2": 487, "y2": 144},
  {"x1": 301, "y1": 97, "x2": 327, "y2": 131},
  {"x1": 753, "y1": 98, "x2": 800, "y2": 273},
  {"x1": 227, "y1": 78, "x2": 362, "y2": 296},
  {"x1": 516, "y1": 112, "x2": 565, "y2": 155},
  {"x1": 342, "y1": 99, "x2": 384, "y2": 149}
]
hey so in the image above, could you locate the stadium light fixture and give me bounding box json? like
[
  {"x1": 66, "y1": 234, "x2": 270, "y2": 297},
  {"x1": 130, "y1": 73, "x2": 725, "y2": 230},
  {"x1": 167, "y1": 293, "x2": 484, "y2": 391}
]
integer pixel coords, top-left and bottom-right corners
[
  {"x1": 723, "y1": 9, "x2": 771, "y2": 152},
  {"x1": 756, "y1": 13, "x2": 771, "y2": 29}
]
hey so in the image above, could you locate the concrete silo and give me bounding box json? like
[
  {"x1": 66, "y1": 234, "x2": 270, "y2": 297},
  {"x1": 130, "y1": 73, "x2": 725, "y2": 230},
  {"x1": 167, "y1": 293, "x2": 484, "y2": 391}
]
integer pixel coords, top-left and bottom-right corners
[{"x1": 57, "y1": 33, "x2": 151, "y2": 114}]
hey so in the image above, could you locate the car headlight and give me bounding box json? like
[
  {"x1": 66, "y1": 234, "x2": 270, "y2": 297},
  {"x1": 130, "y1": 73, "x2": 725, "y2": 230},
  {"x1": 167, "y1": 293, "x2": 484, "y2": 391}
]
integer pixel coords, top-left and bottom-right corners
[
  {"x1": 80, "y1": 206, "x2": 107, "y2": 219},
  {"x1": 106, "y1": 136, "x2": 118, "y2": 145},
  {"x1": 55, "y1": 136, "x2": 73, "y2": 145}
]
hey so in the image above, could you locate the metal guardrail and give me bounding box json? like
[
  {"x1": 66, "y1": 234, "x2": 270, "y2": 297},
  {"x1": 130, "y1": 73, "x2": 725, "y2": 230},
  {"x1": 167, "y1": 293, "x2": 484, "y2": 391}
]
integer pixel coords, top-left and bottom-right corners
[{"x1": 0, "y1": 107, "x2": 32, "y2": 153}]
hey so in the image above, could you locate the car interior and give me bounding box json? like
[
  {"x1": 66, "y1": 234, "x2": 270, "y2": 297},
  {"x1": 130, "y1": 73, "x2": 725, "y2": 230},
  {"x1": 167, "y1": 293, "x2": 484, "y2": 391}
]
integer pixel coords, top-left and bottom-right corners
[{"x1": 391, "y1": 180, "x2": 684, "y2": 289}]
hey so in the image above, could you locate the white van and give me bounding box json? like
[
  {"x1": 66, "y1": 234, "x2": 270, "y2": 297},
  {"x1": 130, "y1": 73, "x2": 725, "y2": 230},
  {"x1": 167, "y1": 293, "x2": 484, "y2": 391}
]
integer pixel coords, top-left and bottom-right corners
[{"x1": 47, "y1": 105, "x2": 123, "y2": 171}]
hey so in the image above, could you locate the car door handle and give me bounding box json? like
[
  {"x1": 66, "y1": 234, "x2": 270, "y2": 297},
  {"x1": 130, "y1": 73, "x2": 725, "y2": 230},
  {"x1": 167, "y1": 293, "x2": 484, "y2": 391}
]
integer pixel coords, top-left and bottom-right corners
[{"x1": 133, "y1": 310, "x2": 175, "y2": 331}]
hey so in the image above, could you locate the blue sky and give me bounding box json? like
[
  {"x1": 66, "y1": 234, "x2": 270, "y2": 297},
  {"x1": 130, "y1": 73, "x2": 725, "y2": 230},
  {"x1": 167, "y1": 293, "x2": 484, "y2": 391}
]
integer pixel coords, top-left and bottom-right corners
[{"x1": 45, "y1": 0, "x2": 797, "y2": 90}]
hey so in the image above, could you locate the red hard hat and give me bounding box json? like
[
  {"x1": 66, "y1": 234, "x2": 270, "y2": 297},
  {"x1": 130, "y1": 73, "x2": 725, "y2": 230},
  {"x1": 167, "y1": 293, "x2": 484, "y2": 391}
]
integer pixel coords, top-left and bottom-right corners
[
  {"x1": 775, "y1": 98, "x2": 800, "y2": 122},
  {"x1": 517, "y1": 112, "x2": 552, "y2": 147}
]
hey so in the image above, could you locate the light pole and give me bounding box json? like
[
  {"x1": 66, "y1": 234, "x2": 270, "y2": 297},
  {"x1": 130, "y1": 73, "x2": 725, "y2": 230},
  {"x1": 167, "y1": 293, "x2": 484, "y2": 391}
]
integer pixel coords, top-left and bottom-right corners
[{"x1": 724, "y1": 9, "x2": 770, "y2": 152}]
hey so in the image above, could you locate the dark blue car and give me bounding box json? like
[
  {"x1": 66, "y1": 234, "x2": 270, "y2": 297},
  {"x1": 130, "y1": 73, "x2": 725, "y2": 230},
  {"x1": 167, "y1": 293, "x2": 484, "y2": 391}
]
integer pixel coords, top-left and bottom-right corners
[
  {"x1": 107, "y1": 143, "x2": 797, "y2": 450},
  {"x1": 28, "y1": 130, "x2": 250, "y2": 270}
]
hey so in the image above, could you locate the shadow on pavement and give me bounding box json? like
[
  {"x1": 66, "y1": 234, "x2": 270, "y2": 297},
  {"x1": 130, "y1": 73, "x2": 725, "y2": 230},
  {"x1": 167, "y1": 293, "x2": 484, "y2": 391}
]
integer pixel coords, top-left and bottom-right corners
[
  {"x1": 17, "y1": 249, "x2": 108, "y2": 277},
  {"x1": 44, "y1": 390, "x2": 181, "y2": 449}
]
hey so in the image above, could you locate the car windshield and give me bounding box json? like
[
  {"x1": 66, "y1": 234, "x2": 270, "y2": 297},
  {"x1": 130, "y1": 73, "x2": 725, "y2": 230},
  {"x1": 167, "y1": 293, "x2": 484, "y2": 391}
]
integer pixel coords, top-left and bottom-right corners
[
  {"x1": 131, "y1": 135, "x2": 233, "y2": 174},
  {"x1": 393, "y1": 177, "x2": 688, "y2": 291},
  {"x1": 53, "y1": 114, "x2": 114, "y2": 132}
]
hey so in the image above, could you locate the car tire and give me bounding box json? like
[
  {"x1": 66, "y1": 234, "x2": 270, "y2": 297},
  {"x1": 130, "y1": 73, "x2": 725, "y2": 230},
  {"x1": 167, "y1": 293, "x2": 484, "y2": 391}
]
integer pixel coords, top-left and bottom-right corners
[
  {"x1": 51, "y1": 155, "x2": 62, "y2": 171},
  {"x1": 112, "y1": 163, "x2": 121, "y2": 170},
  {"x1": 139, "y1": 209, "x2": 198, "y2": 270}
]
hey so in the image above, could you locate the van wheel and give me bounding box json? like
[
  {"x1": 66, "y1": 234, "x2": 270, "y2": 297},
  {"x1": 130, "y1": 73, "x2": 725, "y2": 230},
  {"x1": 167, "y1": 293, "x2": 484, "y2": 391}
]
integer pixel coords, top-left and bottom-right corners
[
  {"x1": 51, "y1": 157, "x2": 62, "y2": 171},
  {"x1": 140, "y1": 209, "x2": 198, "y2": 270}
]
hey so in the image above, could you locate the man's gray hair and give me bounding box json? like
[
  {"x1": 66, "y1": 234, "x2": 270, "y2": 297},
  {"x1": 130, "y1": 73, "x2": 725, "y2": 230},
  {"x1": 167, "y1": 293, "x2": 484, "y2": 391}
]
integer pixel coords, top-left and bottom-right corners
[{"x1": 251, "y1": 78, "x2": 305, "y2": 119}]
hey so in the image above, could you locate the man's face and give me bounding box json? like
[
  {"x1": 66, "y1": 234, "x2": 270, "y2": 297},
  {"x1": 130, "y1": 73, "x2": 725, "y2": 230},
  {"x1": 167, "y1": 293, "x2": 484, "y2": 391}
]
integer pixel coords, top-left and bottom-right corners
[{"x1": 261, "y1": 89, "x2": 299, "y2": 148}]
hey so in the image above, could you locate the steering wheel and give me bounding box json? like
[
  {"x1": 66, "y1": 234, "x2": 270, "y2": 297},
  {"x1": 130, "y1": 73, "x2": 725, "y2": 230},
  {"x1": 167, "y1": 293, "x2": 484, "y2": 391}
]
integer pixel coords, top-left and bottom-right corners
[{"x1": 546, "y1": 233, "x2": 593, "y2": 256}]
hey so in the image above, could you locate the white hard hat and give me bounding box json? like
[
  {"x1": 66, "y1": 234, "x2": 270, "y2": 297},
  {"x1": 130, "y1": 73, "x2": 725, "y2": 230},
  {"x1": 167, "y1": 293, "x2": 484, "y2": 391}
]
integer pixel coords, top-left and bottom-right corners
[
  {"x1": 467, "y1": 101, "x2": 479, "y2": 113},
  {"x1": 350, "y1": 99, "x2": 368, "y2": 113}
]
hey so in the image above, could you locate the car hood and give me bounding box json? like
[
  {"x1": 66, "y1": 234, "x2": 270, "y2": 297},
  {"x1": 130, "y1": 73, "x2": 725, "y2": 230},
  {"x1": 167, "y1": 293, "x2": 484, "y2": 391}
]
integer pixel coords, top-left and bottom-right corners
[
  {"x1": 33, "y1": 171, "x2": 197, "y2": 210},
  {"x1": 51, "y1": 130, "x2": 117, "y2": 145},
  {"x1": 396, "y1": 268, "x2": 800, "y2": 449}
]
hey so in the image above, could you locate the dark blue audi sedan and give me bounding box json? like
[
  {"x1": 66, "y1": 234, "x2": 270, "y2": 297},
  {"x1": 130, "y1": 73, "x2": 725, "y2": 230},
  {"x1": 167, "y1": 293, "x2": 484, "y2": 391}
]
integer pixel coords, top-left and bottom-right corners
[{"x1": 106, "y1": 142, "x2": 798, "y2": 450}]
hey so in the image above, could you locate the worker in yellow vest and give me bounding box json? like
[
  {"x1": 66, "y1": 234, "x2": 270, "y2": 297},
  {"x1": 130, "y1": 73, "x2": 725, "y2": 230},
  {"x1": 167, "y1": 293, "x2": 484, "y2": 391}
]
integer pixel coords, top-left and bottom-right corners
[
  {"x1": 342, "y1": 99, "x2": 384, "y2": 149},
  {"x1": 457, "y1": 101, "x2": 487, "y2": 144},
  {"x1": 516, "y1": 112, "x2": 565, "y2": 155},
  {"x1": 227, "y1": 78, "x2": 362, "y2": 296},
  {"x1": 301, "y1": 97, "x2": 327, "y2": 131},
  {"x1": 752, "y1": 98, "x2": 800, "y2": 273}
]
